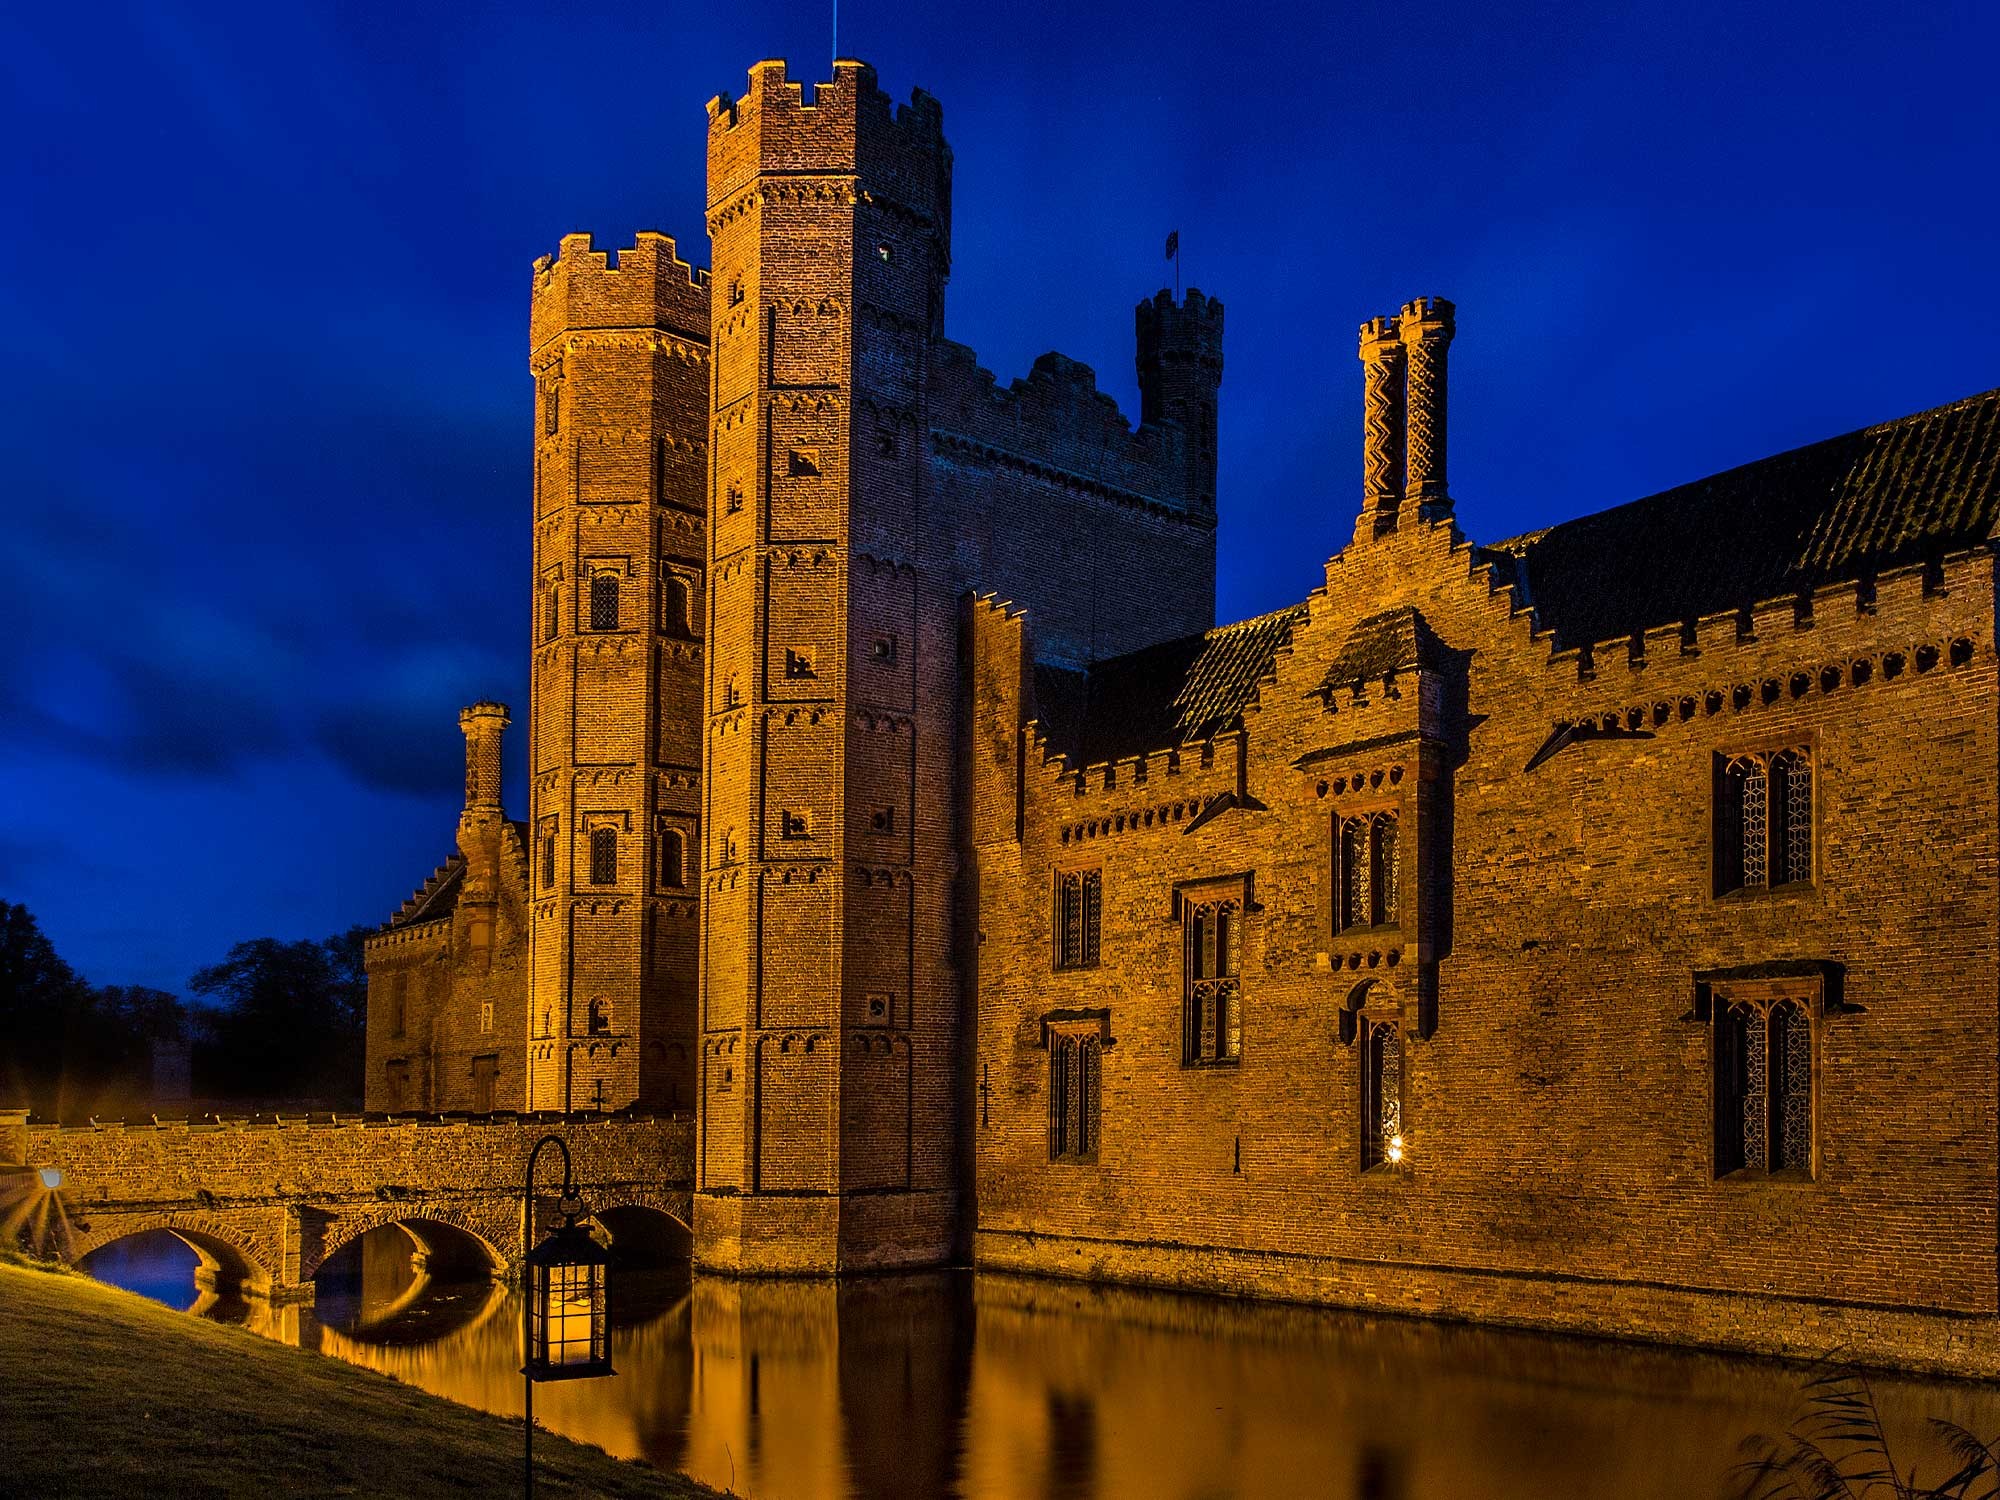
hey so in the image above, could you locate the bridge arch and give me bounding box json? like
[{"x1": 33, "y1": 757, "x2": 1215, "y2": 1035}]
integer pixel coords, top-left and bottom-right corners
[
  {"x1": 588, "y1": 1202, "x2": 693, "y2": 1266},
  {"x1": 71, "y1": 1215, "x2": 275, "y2": 1298},
  {"x1": 308, "y1": 1208, "x2": 509, "y2": 1285}
]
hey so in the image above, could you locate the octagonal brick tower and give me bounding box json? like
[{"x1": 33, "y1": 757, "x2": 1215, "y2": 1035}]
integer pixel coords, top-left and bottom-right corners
[
  {"x1": 697, "y1": 60, "x2": 955, "y2": 1271},
  {"x1": 526, "y1": 232, "x2": 710, "y2": 1115}
]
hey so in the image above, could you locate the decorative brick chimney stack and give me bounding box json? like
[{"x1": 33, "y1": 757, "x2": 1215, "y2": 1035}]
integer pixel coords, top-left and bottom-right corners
[
  {"x1": 459, "y1": 702, "x2": 508, "y2": 811},
  {"x1": 457, "y1": 702, "x2": 509, "y2": 968},
  {"x1": 1398, "y1": 297, "x2": 1455, "y2": 521},
  {"x1": 1357, "y1": 313, "x2": 1406, "y2": 538}
]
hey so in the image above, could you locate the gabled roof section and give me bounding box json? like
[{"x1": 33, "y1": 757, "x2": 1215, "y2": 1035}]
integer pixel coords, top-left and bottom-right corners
[
  {"x1": 1486, "y1": 388, "x2": 2000, "y2": 650},
  {"x1": 1033, "y1": 604, "x2": 1308, "y2": 766},
  {"x1": 1317, "y1": 607, "x2": 1449, "y2": 697},
  {"x1": 385, "y1": 855, "x2": 464, "y2": 930}
]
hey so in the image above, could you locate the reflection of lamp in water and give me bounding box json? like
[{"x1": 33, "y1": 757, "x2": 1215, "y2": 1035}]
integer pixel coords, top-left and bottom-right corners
[{"x1": 520, "y1": 1133, "x2": 612, "y2": 1499}]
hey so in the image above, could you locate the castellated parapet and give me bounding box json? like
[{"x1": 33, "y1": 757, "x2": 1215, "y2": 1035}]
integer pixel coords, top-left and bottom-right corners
[
  {"x1": 530, "y1": 231, "x2": 711, "y2": 355},
  {"x1": 707, "y1": 59, "x2": 951, "y2": 243}
]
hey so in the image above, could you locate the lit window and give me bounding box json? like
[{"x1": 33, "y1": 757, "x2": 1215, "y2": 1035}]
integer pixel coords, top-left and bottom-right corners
[
  {"x1": 1360, "y1": 1017, "x2": 1403, "y2": 1169},
  {"x1": 1054, "y1": 869, "x2": 1101, "y2": 970},
  {"x1": 1182, "y1": 897, "x2": 1241, "y2": 1063},
  {"x1": 589, "y1": 573, "x2": 620, "y2": 631},
  {"x1": 589, "y1": 827, "x2": 617, "y2": 885}
]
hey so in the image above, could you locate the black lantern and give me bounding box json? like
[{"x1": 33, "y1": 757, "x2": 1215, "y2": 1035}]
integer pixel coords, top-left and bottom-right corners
[
  {"x1": 520, "y1": 1133, "x2": 613, "y2": 1499},
  {"x1": 523, "y1": 1213, "x2": 612, "y2": 1381}
]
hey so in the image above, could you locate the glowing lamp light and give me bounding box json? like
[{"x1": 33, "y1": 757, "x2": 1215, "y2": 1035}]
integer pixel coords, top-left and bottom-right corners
[
  {"x1": 37, "y1": 1168, "x2": 62, "y2": 1191},
  {"x1": 523, "y1": 1214, "x2": 612, "y2": 1383},
  {"x1": 1385, "y1": 1135, "x2": 1406, "y2": 1165}
]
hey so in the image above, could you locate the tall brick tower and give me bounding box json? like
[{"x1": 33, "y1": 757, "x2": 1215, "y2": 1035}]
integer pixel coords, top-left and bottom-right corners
[
  {"x1": 697, "y1": 60, "x2": 956, "y2": 1271},
  {"x1": 526, "y1": 232, "x2": 710, "y2": 1114},
  {"x1": 1135, "y1": 288, "x2": 1225, "y2": 514}
]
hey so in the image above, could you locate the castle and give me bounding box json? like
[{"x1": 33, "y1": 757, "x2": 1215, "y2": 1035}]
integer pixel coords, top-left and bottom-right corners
[{"x1": 366, "y1": 59, "x2": 2000, "y2": 1366}]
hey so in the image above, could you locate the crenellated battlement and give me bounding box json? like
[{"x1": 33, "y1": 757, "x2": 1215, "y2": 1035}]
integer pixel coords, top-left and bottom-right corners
[
  {"x1": 530, "y1": 230, "x2": 710, "y2": 355},
  {"x1": 930, "y1": 341, "x2": 1210, "y2": 522},
  {"x1": 705, "y1": 58, "x2": 950, "y2": 230}
]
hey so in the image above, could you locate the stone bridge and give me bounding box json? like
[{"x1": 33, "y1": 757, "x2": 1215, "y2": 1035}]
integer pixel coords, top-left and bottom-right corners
[{"x1": 1, "y1": 1108, "x2": 693, "y2": 1301}]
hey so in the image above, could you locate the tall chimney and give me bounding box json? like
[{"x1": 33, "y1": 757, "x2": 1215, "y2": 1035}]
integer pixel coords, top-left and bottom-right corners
[
  {"x1": 1357, "y1": 313, "x2": 1406, "y2": 538},
  {"x1": 1398, "y1": 297, "x2": 1454, "y2": 520},
  {"x1": 459, "y1": 701, "x2": 509, "y2": 812}
]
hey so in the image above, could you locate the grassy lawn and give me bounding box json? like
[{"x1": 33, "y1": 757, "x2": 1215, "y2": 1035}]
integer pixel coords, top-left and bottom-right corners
[{"x1": 0, "y1": 1259, "x2": 726, "y2": 1499}]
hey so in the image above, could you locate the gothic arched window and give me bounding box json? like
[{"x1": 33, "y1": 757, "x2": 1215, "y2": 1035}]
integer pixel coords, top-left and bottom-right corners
[
  {"x1": 589, "y1": 572, "x2": 620, "y2": 632},
  {"x1": 589, "y1": 826, "x2": 617, "y2": 886},
  {"x1": 1361, "y1": 1016, "x2": 1403, "y2": 1170},
  {"x1": 1054, "y1": 869, "x2": 1101, "y2": 970},
  {"x1": 1718, "y1": 747, "x2": 1812, "y2": 893},
  {"x1": 1336, "y1": 811, "x2": 1400, "y2": 932},
  {"x1": 1047, "y1": 1029, "x2": 1102, "y2": 1162},
  {"x1": 1183, "y1": 897, "x2": 1241, "y2": 1064},
  {"x1": 1714, "y1": 989, "x2": 1816, "y2": 1177}
]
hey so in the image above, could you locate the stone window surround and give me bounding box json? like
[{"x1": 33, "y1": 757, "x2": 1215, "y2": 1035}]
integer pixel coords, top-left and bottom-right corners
[
  {"x1": 1711, "y1": 731, "x2": 1818, "y2": 901},
  {"x1": 1174, "y1": 872, "x2": 1256, "y2": 1068}
]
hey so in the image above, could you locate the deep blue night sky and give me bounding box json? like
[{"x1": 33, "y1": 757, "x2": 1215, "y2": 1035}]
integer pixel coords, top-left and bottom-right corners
[{"x1": 3, "y1": 1, "x2": 1994, "y2": 992}]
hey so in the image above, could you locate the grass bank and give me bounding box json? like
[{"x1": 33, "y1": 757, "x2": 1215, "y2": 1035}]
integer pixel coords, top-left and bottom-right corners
[{"x1": 0, "y1": 1258, "x2": 725, "y2": 1499}]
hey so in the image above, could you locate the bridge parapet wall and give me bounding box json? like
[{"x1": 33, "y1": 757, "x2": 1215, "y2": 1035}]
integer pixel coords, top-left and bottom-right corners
[{"x1": 12, "y1": 1112, "x2": 694, "y2": 1295}]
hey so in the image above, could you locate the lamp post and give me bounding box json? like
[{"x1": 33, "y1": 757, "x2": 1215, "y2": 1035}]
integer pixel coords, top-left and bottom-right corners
[{"x1": 521, "y1": 1133, "x2": 613, "y2": 1499}]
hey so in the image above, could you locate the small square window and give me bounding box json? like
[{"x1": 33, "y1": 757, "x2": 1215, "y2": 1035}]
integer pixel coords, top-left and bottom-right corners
[
  {"x1": 870, "y1": 635, "x2": 898, "y2": 664},
  {"x1": 870, "y1": 806, "x2": 896, "y2": 834},
  {"x1": 787, "y1": 447, "x2": 821, "y2": 478},
  {"x1": 781, "y1": 810, "x2": 812, "y2": 840},
  {"x1": 784, "y1": 647, "x2": 817, "y2": 679}
]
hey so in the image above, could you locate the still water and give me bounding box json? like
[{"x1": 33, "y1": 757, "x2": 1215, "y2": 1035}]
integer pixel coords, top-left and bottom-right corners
[{"x1": 79, "y1": 1232, "x2": 2000, "y2": 1499}]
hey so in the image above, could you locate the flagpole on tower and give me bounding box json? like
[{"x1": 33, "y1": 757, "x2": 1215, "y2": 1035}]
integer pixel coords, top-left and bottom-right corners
[
  {"x1": 832, "y1": 0, "x2": 839, "y2": 66},
  {"x1": 1165, "y1": 229, "x2": 1181, "y2": 299}
]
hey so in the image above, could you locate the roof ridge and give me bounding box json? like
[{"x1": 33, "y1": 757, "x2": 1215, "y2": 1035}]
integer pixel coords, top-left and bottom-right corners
[{"x1": 1487, "y1": 385, "x2": 2000, "y2": 555}]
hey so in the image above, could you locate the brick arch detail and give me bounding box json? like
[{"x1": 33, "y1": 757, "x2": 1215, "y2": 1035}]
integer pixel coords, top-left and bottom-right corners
[{"x1": 69, "y1": 1209, "x2": 282, "y2": 1294}]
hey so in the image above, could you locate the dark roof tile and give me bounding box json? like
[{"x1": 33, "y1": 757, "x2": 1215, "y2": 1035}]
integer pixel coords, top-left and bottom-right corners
[{"x1": 1488, "y1": 388, "x2": 2000, "y2": 649}]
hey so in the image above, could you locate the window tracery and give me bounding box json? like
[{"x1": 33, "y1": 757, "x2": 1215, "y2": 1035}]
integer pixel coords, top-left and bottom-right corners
[
  {"x1": 1047, "y1": 1029, "x2": 1101, "y2": 1162},
  {"x1": 1719, "y1": 747, "x2": 1812, "y2": 893},
  {"x1": 1054, "y1": 869, "x2": 1100, "y2": 970},
  {"x1": 1714, "y1": 989, "x2": 1815, "y2": 1177},
  {"x1": 1361, "y1": 1016, "x2": 1403, "y2": 1170},
  {"x1": 1335, "y1": 811, "x2": 1400, "y2": 932},
  {"x1": 1183, "y1": 896, "x2": 1242, "y2": 1064}
]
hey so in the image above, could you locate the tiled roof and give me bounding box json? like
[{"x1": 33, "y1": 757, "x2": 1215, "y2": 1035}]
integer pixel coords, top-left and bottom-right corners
[
  {"x1": 1034, "y1": 604, "x2": 1307, "y2": 765},
  {"x1": 1486, "y1": 388, "x2": 2000, "y2": 650},
  {"x1": 1318, "y1": 607, "x2": 1449, "y2": 696},
  {"x1": 386, "y1": 856, "x2": 464, "y2": 930},
  {"x1": 378, "y1": 821, "x2": 530, "y2": 934}
]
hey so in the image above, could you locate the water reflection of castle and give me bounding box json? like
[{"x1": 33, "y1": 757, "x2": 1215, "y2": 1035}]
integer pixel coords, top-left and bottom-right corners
[{"x1": 362, "y1": 55, "x2": 2000, "y2": 1372}]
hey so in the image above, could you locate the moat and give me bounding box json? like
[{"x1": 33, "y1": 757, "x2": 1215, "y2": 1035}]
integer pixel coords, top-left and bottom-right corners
[{"x1": 82, "y1": 1233, "x2": 2000, "y2": 1499}]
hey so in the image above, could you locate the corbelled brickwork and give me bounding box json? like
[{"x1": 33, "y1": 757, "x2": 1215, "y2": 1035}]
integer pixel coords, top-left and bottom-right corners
[
  {"x1": 7, "y1": 1110, "x2": 692, "y2": 1301},
  {"x1": 343, "y1": 57, "x2": 2000, "y2": 1372}
]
